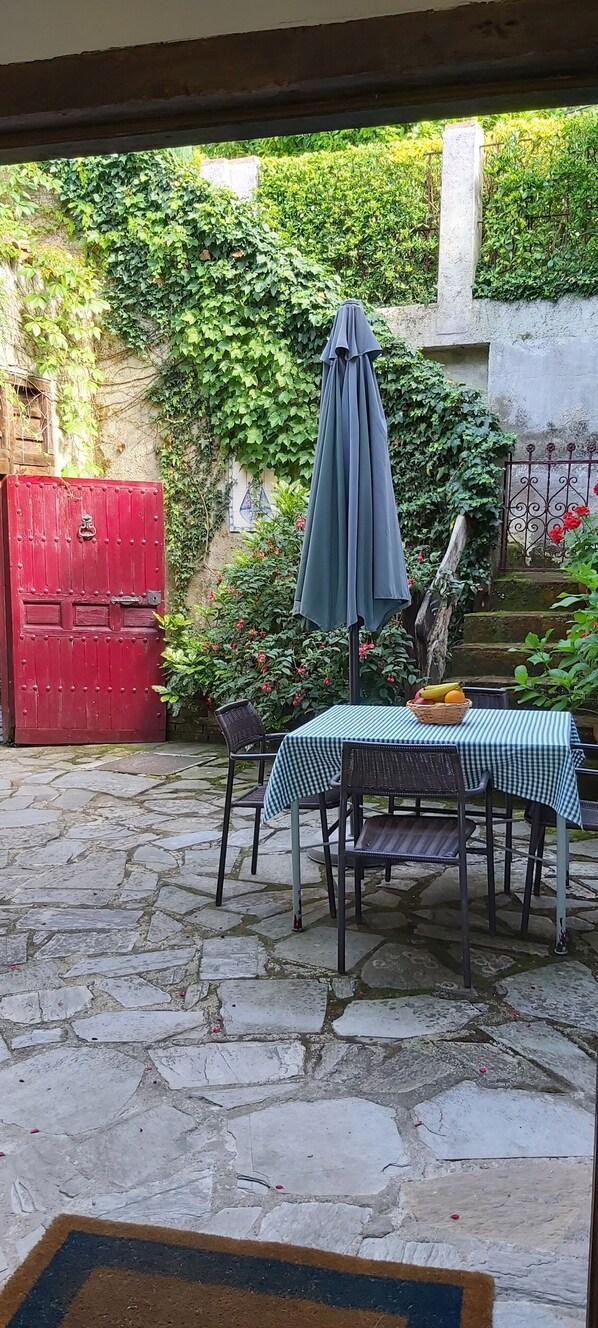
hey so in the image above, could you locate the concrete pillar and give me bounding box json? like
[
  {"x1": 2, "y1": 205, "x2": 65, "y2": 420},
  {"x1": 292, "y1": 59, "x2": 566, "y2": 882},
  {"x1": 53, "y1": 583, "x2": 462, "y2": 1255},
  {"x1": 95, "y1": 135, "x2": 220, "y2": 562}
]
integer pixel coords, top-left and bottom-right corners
[
  {"x1": 437, "y1": 121, "x2": 484, "y2": 333},
  {"x1": 199, "y1": 156, "x2": 259, "y2": 199}
]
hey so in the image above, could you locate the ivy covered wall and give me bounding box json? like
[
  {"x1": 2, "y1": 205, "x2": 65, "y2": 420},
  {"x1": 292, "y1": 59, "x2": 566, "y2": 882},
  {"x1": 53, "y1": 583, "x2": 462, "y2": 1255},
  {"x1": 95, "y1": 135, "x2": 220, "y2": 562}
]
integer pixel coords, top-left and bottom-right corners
[
  {"x1": 42, "y1": 149, "x2": 510, "y2": 608},
  {"x1": 475, "y1": 111, "x2": 598, "y2": 302}
]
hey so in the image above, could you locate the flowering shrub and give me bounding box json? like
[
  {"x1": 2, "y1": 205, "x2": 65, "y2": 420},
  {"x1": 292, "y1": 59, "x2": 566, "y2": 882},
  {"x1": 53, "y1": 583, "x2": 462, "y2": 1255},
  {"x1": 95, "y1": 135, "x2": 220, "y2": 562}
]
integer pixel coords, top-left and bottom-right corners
[
  {"x1": 514, "y1": 502, "x2": 598, "y2": 711},
  {"x1": 156, "y1": 482, "x2": 418, "y2": 728}
]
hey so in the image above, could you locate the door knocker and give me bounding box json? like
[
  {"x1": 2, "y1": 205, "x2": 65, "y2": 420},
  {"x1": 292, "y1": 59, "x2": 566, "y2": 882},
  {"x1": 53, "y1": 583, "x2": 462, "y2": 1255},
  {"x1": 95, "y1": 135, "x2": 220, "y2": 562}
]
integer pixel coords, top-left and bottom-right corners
[{"x1": 78, "y1": 514, "x2": 96, "y2": 542}]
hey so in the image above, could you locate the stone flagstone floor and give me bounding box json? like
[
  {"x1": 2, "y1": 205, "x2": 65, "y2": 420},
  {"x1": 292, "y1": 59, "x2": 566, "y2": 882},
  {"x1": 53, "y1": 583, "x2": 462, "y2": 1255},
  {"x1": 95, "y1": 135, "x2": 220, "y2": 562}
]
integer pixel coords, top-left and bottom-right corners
[{"x1": 0, "y1": 739, "x2": 597, "y2": 1326}]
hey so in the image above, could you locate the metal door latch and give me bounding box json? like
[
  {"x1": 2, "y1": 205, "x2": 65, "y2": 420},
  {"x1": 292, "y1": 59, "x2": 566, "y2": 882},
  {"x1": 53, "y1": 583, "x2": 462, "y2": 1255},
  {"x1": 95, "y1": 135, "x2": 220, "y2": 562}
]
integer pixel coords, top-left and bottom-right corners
[
  {"x1": 147, "y1": 590, "x2": 162, "y2": 606},
  {"x1": 110, "y1": 595, "x2": 143, "y2": 606},
  {"x1": 78, "y1": 515, "x2": 96, "y2": 541}
]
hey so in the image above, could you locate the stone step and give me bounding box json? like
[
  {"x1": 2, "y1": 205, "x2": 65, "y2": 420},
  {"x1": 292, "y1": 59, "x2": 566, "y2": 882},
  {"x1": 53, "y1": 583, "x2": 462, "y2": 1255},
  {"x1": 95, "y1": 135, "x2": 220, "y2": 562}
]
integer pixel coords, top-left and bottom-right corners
[
  {"x1": 451, "y1": 642, "x2": 529, "y2": 678},
  {"x1": 464, "y1": 611, "x2": 567, "y2": 645},
  {"x1": 488, "y1": 573, "x2": 571, "y2": 612}
]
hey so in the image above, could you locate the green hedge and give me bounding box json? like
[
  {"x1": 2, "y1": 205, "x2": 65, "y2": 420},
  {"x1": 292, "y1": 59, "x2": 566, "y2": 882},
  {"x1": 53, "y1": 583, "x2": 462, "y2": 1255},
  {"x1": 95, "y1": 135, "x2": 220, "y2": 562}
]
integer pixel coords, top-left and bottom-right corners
[
  {"x1": 476, "y1": 111, "x2": 598, "y2": 301},
  {"x1": 258, "y1": 139, "x2": 441, "y2": 307}
]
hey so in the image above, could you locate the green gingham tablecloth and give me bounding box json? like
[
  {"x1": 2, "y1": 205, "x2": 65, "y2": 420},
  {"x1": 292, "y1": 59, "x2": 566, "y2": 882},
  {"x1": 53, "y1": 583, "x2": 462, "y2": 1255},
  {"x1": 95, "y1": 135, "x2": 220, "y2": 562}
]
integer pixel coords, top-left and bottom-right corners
[{"x1": 262, "y1": 703, "x2": 582, "y2": 826}]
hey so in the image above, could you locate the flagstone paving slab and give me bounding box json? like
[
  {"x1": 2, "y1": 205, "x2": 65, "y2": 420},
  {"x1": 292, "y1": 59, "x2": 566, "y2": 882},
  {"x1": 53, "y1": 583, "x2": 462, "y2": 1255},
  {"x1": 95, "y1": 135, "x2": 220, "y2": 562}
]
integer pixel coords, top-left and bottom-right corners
[
  {"x1": 414, "y1": 1083, "x2": 595, "y2": 1160},
  {"x1": 274, "y1": 925, "x2": 383, "y2": 972},
  {"x1": 487, "y1": 1021, "x2": 596, "y2": 1095},
  {"x1": 200, "y1": 936, "x2": 264, "y2": 979},
  {"x1": 502, "y1": 961, "x2": 598, "y2": 1032},
  {"x1": 257, "y1": 1201, "x2": 372, "y2": 1253},
  {"x1": 360, "y1": 943, "x2": 458, "y2": 990},
  {"x1": 84, "y1": 1162, "x2": 216, "y2": 1230},
  {"x1": 0, "y1": 1046, "x2": 144, "y2": 1134},
  {"x1": 72, "y1": 1010, "x2": 206, "y2": 1043},
  {"x1": 146, "y1": 911, "x2": 185, "y2": 945},
  {"x1": 333, "y1": 997, "x2": 487, "y2": 1040},
  {"x1": 16, "y1": 907, "x2": 141, "y2": 932},
  {"x1": 219, "y1": 979, "x2": 327, "y2": 1034},
  {"x1": 95, "y1": 977, "x2": 172, "y2": 1008},
  {"x1": 230, "y1": 1097, "x2": 408, "y2": 1195},
  {"x1": 37, "y1": 931, "x2": 138, "y2": 959},
  {"x1": 151, "y1": 1040, "x2": 305, "y2": 1089},
  {"x1": 65, "y1": 947, "x2": 195, "y2": 979},
  {"x1": 0, "y1": 985, "x2": 92, "y2": 1024}
]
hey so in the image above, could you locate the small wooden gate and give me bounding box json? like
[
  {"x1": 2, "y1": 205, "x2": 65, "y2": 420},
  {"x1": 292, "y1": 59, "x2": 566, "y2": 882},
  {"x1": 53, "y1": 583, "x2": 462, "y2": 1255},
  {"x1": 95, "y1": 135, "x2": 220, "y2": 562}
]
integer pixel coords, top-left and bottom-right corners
[{"x1": 0, "y1": 475, "x2": 167, "y2": 744}]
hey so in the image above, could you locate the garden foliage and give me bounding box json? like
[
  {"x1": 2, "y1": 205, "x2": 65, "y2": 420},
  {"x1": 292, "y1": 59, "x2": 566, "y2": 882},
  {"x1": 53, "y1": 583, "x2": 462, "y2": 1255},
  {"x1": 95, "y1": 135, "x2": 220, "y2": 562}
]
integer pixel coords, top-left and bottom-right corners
[
  {"x1": 44, "y1": 150, "x2": 510, "y2": 608},
  {"x1": 156, "y1": 483, "x2": 419, "y2": 729},
  {"x1": 514, "y1": 501, "x2": 598, "y2": 712}
]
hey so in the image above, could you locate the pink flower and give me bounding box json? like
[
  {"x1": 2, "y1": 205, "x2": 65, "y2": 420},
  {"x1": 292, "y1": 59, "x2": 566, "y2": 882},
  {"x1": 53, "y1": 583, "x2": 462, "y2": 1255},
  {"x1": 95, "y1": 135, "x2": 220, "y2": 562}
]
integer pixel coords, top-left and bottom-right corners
[
  {"x1": 236, "y1": 619, "x2": 244, "y2": 629},
  {"x1": 208, "y1": 591, "x2": 215, "y2": 601},
  {"x1": 262, "y1": 683, "x2": 272, "y2": 693},
  {"x1": 359, "y1": 642, "x2": 375, "y2": 658},
  {"x1": 297, "y1": 666, "x2": 306, "y2": 676},
  {"x1": 256, "y1": 651, "x2": 266, "y2": 665},
  {"x1": 417, "y1": 552, "x2": 424, "y2": 562},
  {"x1": 292, "y1": 693, "x2": 302, "y2": 706},
  {"x1": 295, "y1": 518, "x2": 306, "y2": 530},
  {"x1": 323, "y1": 677, "x2": 329, "y2": 685},
  {"x1": 387, "y1": 675, "x2": 395, "y2": 683}
]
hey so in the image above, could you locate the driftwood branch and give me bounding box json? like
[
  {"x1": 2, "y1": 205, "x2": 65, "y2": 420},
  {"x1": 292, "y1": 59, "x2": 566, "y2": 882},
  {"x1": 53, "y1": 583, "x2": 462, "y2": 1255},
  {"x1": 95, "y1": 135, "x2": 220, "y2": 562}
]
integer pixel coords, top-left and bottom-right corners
[{"x1": 415, "y1": 514, "x2": 468, "y2": 683}]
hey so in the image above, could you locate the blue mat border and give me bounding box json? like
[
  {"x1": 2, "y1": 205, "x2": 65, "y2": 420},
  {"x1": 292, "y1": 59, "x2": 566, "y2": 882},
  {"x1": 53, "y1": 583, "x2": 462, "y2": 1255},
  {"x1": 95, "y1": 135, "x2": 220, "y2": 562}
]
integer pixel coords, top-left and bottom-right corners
[{"x1": 5, "y1": 1229, "x2": 467, "y2": 1328}]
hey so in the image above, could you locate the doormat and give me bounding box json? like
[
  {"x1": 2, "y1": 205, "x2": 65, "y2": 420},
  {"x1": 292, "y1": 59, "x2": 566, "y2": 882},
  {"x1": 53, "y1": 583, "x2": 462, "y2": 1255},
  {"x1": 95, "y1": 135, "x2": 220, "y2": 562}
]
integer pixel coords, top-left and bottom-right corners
[{"x1": 0, "y1": 1216, "x2": 493, "y2": 1328}]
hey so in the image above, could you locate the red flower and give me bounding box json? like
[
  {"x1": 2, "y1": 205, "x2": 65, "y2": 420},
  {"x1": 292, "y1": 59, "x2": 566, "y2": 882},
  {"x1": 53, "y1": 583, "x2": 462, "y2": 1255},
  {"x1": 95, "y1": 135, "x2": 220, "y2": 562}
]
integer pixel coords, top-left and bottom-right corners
[
  {"x1": 594, "y1": 482, "x2": 598, "y2": 497},
  {"x1": 256, "y1": 651, "x2": 266, "y2": 664},
  {"x1": 208, "y1": 591, "x2": 215, "y2": 601},
  {"x1": 323, "y1": 677, "x2": 329, "y2": 685},
  {"x1": 292, "y1": 693, "x2": 302, "y2": 706},
  {"x1": 574, "y1": 505, "x2": 591, "y2": 516},
  {"x1": 236, "y1": 619, "x2": 244, "y2": 629},
  {"x1": 387, "y1": 675, "x2": 395, "y2": 683},
  {"x1": 295, "y1": 518, "x2": 306, "y2": 530},
  {"x1": 359, "y1": 642, "x2": 375, "y2": 658},
  {"x1": 262, "y1": 683, "x2": 272, "y2": 693},
  {"x1": 417, "y1": 552, "x2": 424, "y2": 562},
  {"x1": 563, "y1": 511, "x2": 582, "y2": 531},
  {"x1": 548, "y1": 525, "x2": 565, "y2": 545}
]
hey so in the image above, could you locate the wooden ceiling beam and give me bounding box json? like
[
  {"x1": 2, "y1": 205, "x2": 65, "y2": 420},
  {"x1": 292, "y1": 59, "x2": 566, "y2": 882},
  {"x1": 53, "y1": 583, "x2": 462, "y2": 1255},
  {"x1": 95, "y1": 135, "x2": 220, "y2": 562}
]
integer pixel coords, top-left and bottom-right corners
[{"x1": 0, "y1": 0, "x2": 596, "y2": 162}]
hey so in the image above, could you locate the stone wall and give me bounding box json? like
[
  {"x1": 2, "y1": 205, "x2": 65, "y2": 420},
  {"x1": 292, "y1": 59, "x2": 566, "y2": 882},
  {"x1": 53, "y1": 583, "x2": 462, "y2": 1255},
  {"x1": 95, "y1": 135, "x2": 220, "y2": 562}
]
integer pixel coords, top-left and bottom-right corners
[{"x1": 383, "y1": 122, "x2": 598, "y2": 458}]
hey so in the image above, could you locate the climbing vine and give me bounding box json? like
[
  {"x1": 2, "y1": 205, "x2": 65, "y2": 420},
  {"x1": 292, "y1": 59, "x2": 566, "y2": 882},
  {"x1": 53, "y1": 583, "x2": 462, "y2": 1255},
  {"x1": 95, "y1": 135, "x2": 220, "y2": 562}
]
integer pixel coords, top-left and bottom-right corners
[
  {"x1": 0, "y1": 164, "x2": 107, "y2": 468},
  {"x1": 44, "y1": 147, "x2": 511, "y2": 608},
  {"x1": 476, "y1": 110, "x2": 598, "y2": 301},
  {"x1": 257, "y1": 137, "x2": 441, "y2": 307}
]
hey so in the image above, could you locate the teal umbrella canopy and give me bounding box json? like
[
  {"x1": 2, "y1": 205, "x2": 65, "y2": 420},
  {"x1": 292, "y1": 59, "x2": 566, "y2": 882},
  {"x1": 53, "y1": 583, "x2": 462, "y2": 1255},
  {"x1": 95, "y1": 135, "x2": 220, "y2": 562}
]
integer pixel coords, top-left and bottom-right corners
[{"x1": 294, "y1": 301, "x2": 410, "y2": 697}]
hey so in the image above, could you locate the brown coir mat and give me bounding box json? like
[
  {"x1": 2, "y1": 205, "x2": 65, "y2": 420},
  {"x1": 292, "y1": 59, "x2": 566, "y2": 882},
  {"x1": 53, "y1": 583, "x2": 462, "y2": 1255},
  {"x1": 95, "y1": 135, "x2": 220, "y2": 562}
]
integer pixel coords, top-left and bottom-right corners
[{"x1": 0, "y1": 1216, "x2": 494, "y2": 1328}]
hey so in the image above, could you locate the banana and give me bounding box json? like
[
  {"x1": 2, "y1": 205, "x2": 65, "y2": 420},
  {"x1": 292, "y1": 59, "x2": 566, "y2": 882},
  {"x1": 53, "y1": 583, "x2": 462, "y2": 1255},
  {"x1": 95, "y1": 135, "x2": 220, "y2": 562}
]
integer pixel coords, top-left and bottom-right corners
[{"x1": 421, "y1": 682, "x2": 462, "y2": 701}]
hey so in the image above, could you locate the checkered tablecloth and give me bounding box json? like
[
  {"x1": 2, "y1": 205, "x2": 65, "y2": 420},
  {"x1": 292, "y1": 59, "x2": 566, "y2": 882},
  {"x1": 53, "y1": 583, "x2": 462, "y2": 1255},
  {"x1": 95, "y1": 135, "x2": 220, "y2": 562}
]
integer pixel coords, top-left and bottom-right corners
[{"x1": 263, "y1": 703, "x2": 582, "y2": 826}]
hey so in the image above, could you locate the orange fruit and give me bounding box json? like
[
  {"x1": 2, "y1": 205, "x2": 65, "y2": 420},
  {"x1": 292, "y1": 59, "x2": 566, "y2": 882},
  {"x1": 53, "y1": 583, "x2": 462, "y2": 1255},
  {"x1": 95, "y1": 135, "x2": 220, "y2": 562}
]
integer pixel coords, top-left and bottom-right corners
[{"x1": 444, "y1": 688, "x2": 466, "y2": 704}]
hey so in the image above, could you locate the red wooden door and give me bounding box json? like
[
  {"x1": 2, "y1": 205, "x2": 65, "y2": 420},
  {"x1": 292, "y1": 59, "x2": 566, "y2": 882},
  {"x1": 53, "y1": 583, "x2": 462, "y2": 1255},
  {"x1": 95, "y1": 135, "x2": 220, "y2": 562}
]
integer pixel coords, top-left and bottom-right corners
[{"x1": 0, "y1": 475, "x2": 167, "y2": 744}]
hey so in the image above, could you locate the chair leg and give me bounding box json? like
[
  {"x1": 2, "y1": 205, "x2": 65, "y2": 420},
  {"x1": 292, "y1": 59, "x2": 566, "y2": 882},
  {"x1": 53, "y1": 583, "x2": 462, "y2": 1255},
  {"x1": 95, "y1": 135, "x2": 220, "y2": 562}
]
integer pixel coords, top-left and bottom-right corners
[
  {"x1": 319, "y1": 795, "x2": 337, "y2": 920},
  {"x1": 250, "y1": 807, "x2": 261, "y2": 876},
  {"x1": 458, "y1": 811, "x2": 472, "y2": 988},
  {"x1": 385, "y1": 797, "x2": 395, "y2": 881},
  {"x1": 485, "y1": 785, "x2": 497, "y2": 935},
  {"x1": 337, "y1": 797, "x2": 347, "y2": 974},
  {"x1": 504, "y1": 794, "x2": 514, "y2": 894},
  {"x1": 354, "y1": 859, "x2": 363, "y2": 922},
  {"x1": 533, "y1": 827, "x2": 546, "y2": 896},
  {"x1": 216, "y1": 761, "x2": 235, "y2": 906},
  {"x1": 521, "y1": 809, "x2": 541, "y2": 934}
]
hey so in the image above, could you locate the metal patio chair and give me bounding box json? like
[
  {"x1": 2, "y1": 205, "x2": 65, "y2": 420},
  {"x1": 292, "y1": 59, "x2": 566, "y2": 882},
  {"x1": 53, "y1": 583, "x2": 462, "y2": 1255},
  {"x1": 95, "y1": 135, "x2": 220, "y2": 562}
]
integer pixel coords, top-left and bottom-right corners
[
  {"x1": 337, "y1": 741, "x2": 496, "y2": 987},
  {"x1": 521, "y1": 741, "x2": 598, "y2": 934},
  {"x1": 215, "y1": 700, "x2": 340, "y2": 917},
  {"x1": 385, "y1": 685, "x2": 513, "y2": 892}
]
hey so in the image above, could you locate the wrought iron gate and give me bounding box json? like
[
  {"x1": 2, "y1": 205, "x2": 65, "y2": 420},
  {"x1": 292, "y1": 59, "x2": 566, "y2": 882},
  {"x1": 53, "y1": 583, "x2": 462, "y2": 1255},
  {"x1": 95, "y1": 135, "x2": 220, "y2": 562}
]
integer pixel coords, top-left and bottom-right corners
[{"x1": 500, "y1": 441, "x2": 598, "y2": 571}]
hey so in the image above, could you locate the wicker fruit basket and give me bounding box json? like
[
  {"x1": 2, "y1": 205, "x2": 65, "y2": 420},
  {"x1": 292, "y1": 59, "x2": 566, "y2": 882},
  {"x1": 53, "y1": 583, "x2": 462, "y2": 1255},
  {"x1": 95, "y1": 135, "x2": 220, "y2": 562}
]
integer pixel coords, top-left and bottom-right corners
[{"x1": 407, "y1": 698, "x2": 472, "y2": 726}]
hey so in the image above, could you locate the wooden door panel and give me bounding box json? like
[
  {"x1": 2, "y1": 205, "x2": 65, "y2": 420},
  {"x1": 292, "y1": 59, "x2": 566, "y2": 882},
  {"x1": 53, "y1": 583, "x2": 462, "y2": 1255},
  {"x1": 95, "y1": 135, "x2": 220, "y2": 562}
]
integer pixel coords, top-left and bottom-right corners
[{"x1": 0, "y1": 475, "x2": 167, "y2": 744}]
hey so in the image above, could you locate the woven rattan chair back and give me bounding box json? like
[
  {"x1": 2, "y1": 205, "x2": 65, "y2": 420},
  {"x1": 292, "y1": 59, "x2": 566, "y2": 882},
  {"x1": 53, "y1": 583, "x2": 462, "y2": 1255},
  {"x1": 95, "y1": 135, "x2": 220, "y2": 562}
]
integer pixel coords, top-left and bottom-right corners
[
  {"x1": 216, "y1": 700, "x2": 266, "y2": 754},
  {"x1": 340, "y1": 741, "x2": 466, "y2": 801}
]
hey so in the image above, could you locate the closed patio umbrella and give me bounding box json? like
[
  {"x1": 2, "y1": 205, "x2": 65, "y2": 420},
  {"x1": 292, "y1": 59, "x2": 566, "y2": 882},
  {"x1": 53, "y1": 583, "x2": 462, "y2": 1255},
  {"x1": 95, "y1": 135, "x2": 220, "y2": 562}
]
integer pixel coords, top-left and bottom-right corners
[{"x1": 294, "y1": 299, "x2": 410, "y2": 701}]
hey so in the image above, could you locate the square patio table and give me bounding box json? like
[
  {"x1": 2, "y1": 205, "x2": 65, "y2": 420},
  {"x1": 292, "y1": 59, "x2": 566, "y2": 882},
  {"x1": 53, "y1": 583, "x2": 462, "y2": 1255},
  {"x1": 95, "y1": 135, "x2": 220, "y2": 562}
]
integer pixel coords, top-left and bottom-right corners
[{"x1": 263, "y1": 703, "x2": 582, "y2": 951}]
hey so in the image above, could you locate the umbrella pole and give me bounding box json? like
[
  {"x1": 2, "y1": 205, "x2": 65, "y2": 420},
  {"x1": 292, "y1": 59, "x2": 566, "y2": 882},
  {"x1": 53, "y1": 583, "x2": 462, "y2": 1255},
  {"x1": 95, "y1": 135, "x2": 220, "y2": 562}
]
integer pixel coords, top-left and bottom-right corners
[{"x1": 348, "y1": 622, "x2": 361, "y2": 705}]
